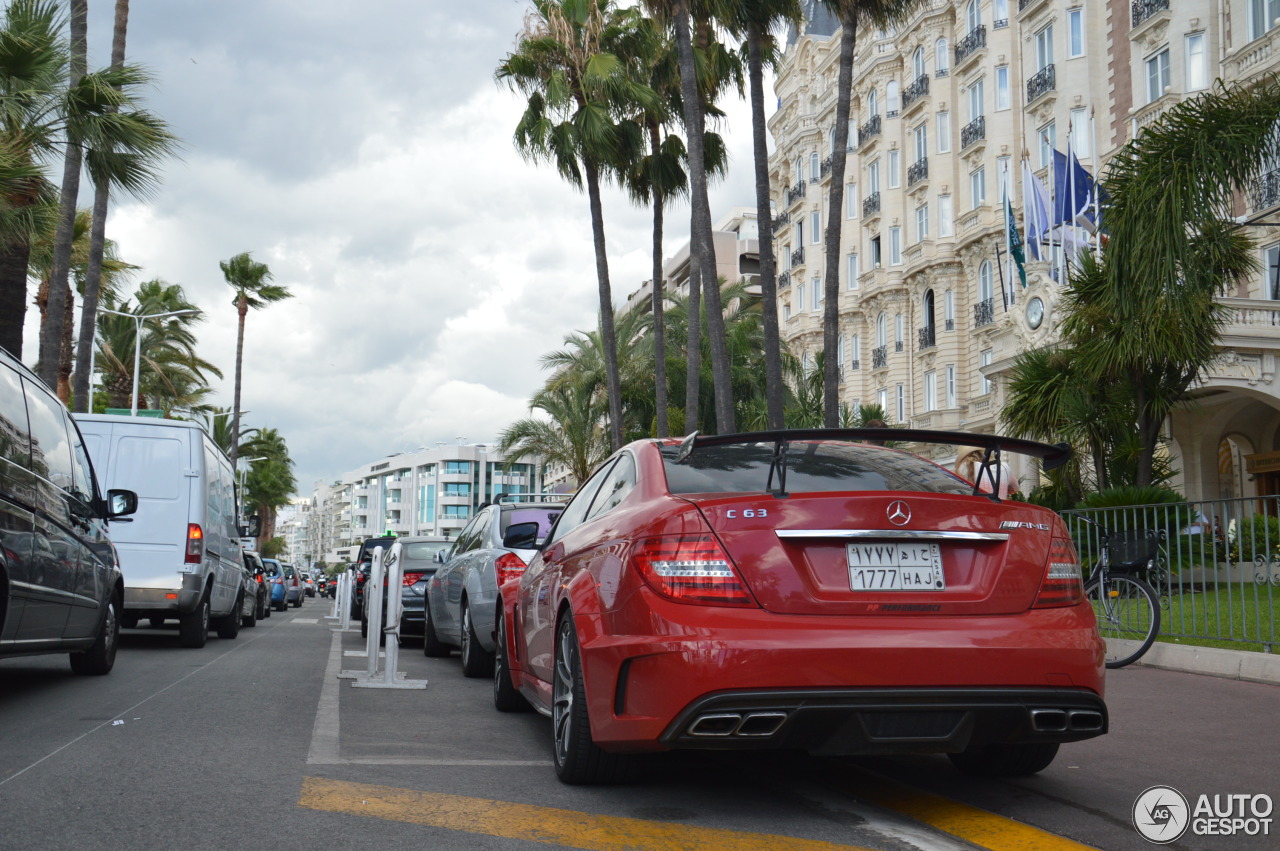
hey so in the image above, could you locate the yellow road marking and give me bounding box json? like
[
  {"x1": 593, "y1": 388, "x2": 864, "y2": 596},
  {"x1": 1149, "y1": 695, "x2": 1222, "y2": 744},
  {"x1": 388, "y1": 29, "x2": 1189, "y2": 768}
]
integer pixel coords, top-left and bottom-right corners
[
  {"x1": 299, "y1": 776, "x2": 874, "y2": 851},
  {"x1": 824, "y1": 766, "x2": 1100, "y2": 851}
]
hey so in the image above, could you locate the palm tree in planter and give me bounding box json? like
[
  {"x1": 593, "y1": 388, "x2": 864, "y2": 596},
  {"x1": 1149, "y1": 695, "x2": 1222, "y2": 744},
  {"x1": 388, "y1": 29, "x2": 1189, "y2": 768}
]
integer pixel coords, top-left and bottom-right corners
[{"x1": 220, "y1": 251, "x2": 292, "y2": 467}]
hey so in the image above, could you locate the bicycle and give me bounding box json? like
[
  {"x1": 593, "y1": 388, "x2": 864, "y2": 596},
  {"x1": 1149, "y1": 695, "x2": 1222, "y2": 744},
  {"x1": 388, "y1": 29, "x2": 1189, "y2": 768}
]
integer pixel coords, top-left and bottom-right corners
[{"x1": 1076, "y1": 516, "x2": 1162, "y2": 669}]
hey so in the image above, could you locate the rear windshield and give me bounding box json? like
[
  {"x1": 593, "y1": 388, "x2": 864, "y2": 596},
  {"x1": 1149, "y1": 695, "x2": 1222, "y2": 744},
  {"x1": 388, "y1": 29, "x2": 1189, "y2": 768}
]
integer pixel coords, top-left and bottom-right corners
[
  {"x1": 661, "y1": 442, "x2": 970, "y2": 496},
  {"x1": 403, "y1": 541, "x2": 449, "y2": 561},
  {"x1": 502, "y1": 507, "x2": 562, "y2": 540}
]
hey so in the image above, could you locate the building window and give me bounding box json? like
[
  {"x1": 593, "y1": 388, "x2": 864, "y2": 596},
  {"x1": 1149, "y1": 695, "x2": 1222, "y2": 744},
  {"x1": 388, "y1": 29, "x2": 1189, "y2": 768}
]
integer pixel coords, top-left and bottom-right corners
[
  {"x1": 980, "y1": 349, "x2": 993, "y2": 395},
  {"x1": 915, "y1": 204, "x2": 929, "y2": 242},
  {"x1": 937, "y1": 111, "x2": 951, "y2": 152},
  {"x1": 812, "y1": 276, "x2": 821, "y2": 309},
  {"x1": 1035, "y1": 25, "x2": 1054, "y2": 71},
  {"x1": 1187, "y1": 33, "x2": 1207, "y2": 91},
  {"x1": 811, "y1": 210, "x2": 821, "y2": 243},
  {"x1": 444, "y1": 461, "x2": 471, "y2": 474},
  {"x1": 1068, "y1": 9, "x2": 1084, "y2": 58},
  {"x1": 894, "y1": 313, "x2": 904, "y2": 348},
  {"x1": 796, "y1": 283, "x2": 805, "y2": 312},
  {"x1": 1146, "y1": 48, "x2": 1170, "y2": 103},
  {"x1": 890, "y1": 226, "x2": 902, "y2": 265},
  {"x1": 878, "y1": 387, "x2": 889, "y2": 413},
  {"x1": 837, "y1": 334, "x2": 846, "y2": 379},
  {"x1": 871, "y1": 234, "x2": 882, "y2": 267},
  {"x1": 967, "y1": 79, "x2": 984, "y2": 121},
  {"x1": 946, "y1": 365, "x2": 956, "y2": 407},
  {"x1": 966, "y1": 0, "x2": 980, "y2": 32},
  {"x1": 847, "y1": 253, "x2": 860, "y2": 289},
  {"x1": 848, "y1": 118, "x2": 858, "y2": 149},
  {"x1": 939, "y1": 194, "x2": 954, "y2": 237},
  {"x1": 887, "y1": 80, "x2": 899, "y2": 115},
  {"x1": 1265, "y1": 244, "x2": 1280, "y2": 300},
  {"x1": 1070, "y1": 108, "x2": 1089, "y2": 156},
  {"x1": 851, "y1": 333, "x2": 861, "y2": 368},
  {"x1": 846, "y1": 181, "x2": 859, "y2": 218},
  {"x1": 994, "y1": 0, "x2": 1008, "y2": 24},
  {"x1": 795, "y1": 220, "x2": 804, "y2": 247},
  {"x1": 868, "y1": 160, "x2": 881, "y2": 195},
  {"x1": 784, "y1": 300, "x2": 791, "y2": 320},
  {"x1": 876, "y1": 313, "x2": 888, "y2": 347},
  {"x1": 1250, "y1": 0, "x2": 1279, "y2": 41},
  {"x1": 1039, "y1": 122, "x2": 1056, "y2": 169},
  {"x1": 809, "y1": 151, "x2": 820, "y2": 181},
  {"x1": 913, "y1": 46, "x2": 926, "y2": 79},
  {"x1": 970, "y1": 166, "x2": 986, "y2": 209},
  {"x1": 896, "y1": 383, "x2": 905, "y2": 423},
  {"x1": 924, "y1": 370, "x2": 937, "y2": 412},
  {"x1": 914, "y1": 124, "x2": 928, "y2": 162},
  {"x1": 995, "y1": 66, "x2": 1010, "y2": 110},
  {"x1": 979, "y1": 260, "x2": 994, "y2": 303},
  {"x1": 888, "y1": 150, "x2": 900, "y2": 188},
  {"x1": 944, "y1": 289, "x2": 955, "y2": 327},
  {"x1": 935, "y1": 37, "x2": 950, "y2": 75},
  {"x1": 868, "y1": 88, "x2": 879, "y2": 117}
]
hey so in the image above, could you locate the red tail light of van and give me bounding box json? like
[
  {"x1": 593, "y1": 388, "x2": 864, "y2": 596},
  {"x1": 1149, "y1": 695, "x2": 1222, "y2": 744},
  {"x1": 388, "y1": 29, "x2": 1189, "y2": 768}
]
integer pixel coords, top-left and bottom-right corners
[{"x1": 185, "y1": 524, "x2": 203, "y2": 564}]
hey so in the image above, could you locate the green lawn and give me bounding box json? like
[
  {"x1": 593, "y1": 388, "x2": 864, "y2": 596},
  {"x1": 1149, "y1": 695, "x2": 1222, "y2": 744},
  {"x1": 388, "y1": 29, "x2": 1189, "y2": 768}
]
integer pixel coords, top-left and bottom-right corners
[{"x1": 1154, "y1": 581, "x2": 1280, "y2": 654}]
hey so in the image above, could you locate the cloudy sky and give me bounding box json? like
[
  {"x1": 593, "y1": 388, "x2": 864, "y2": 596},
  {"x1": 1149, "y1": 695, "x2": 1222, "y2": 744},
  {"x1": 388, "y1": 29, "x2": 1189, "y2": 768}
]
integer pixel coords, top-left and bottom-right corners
[{"x1": 21, "y1": 0, "x2": 770, "y2": 491}]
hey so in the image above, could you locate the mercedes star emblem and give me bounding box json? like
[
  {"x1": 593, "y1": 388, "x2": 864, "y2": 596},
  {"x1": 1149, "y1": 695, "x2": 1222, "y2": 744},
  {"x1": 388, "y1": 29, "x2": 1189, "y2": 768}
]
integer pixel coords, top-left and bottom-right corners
[{"x1": 887, "y1": 500, "x2": 912, "y2": 526}]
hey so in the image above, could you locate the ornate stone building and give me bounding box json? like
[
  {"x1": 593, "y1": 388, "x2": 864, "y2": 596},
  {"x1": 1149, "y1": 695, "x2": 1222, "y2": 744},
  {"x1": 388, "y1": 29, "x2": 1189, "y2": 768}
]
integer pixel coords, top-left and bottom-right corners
[{"x1": 768, "y1": 0, "x2": 1280, "y2": 500}]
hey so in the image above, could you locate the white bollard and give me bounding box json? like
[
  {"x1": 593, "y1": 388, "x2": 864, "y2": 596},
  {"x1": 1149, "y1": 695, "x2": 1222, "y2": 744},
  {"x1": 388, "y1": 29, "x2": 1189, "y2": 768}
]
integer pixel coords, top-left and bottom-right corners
[
  {"x1": 352, "y1": 542, "x2": 427, "y2": 690},
  {"x1": 363, "y1": 547, "x2": 385, "y2": 679}
]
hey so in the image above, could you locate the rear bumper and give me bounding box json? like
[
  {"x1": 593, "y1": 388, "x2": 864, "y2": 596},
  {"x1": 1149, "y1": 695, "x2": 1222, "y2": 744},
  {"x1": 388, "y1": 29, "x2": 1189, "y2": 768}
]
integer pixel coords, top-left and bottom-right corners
[
  {"x1": 400, "y1": 599, "x2": 425, "y2": 635},
  {"x1": 659, "y1": 687, "x2": 1106, "y2": 755},
  {"x1": 124, "y1": 574, "x2": 203, "y2": 615}
]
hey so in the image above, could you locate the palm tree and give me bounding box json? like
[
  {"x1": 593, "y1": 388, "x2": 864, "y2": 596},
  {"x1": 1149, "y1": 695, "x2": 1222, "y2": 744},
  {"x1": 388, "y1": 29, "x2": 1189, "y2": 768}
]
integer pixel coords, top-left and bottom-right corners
[
  {"x1": 497, "y1": 0, "x2": 655, "y2": 452},
  {"x1": 725, "y1": 0, "x2": 801, "y2": 430},
  {"x1": 820, "y1": 0, "x2": 924, "y2": 427},
  {"x1": 239, "y1": 427, "x2": 296, "y2": 548},
  {"x1": 220, "y1": 251, "x2": 292, "y2": 468},
  {"x1": 499, "y1": 378, "x2": 612, "y2": 488}
]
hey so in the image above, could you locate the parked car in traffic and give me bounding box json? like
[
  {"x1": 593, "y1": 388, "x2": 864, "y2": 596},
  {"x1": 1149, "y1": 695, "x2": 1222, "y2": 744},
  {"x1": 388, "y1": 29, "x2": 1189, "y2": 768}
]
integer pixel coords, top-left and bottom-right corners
[
  {"x1": 0, "y1": 348, "x2": 138, "y2": 675},
  {"x1": 280, "y1": 562, "x2": 303, "y2": 607},
  {"x1": 496, "y1": 429, "x2": 1108, "y2": 784},
  {"x1": 301, "y1": 571, "x2": 316, "y2": 597},
  {"x1": 263, "y1": 557, "x2": 287, "y2": 611},
  {"x1": 356, "y1": 536, "x2": 450, "y2": 641},
  {"x1": 241, "y1": 549, "x2": 270, "y2": 624},
  {"x1": 350, "y1": 535, "x2": 396, "y2": 620},
  {"x1": 425, "y1": 497, "x2": 563, "y2": 674},
  {"x1": 76, "y1": 413, "x2": 251, "y2": 648}
]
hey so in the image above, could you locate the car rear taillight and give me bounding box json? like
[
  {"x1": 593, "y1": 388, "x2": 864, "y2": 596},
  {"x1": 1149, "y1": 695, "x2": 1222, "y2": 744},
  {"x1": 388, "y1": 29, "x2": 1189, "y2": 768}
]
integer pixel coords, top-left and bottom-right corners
[
  {"x1": 632, "y1": 534, "x2": 757, "y2": 607},
  {"x1": 256, "y1": 574, "x2": 264, "y2": 584},
  {"x1": 1034, "y1": 537, "x2": 1085, "y2": 608},
  {"x1": 185, "y1": 524, "x2": 203, "y2": 564},
  {"x1": 495, "y1": 552, "x2": 527, "y2": 586},
  {"x1": 403, "y1": 571, "x2": 425, "y2": 586},
  {"x1": 356, "y1": 573, "x2": 366, "y2": 585}
]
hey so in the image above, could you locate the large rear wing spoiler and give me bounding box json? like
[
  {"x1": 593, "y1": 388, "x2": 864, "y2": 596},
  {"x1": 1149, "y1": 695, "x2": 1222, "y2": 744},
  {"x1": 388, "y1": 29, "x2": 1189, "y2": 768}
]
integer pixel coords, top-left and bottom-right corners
[{"x1": 672, "y1": 428, "x2": 1070, "y2": 501}]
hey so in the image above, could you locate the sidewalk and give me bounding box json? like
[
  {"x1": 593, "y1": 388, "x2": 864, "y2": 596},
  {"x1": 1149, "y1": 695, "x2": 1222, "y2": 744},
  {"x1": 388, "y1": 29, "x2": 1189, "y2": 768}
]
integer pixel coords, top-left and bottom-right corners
[{"x1": 1129, "y1": 640, "x2": 1280, "y2": 685}]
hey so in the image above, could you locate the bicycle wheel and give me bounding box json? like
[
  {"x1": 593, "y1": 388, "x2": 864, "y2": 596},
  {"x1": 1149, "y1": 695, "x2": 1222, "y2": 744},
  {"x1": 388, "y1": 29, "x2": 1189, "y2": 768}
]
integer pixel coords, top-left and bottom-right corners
[{"x1": 1086, "y1": 573, "x2": 1160, "y2": 669}]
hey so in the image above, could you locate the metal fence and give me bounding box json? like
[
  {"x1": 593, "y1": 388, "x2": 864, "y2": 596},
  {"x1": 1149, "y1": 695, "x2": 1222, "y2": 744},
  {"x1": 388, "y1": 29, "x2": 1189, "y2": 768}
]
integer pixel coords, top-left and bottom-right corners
[{"x1": 1061, "y1": 495, "x2": 1280, "y2": 652}]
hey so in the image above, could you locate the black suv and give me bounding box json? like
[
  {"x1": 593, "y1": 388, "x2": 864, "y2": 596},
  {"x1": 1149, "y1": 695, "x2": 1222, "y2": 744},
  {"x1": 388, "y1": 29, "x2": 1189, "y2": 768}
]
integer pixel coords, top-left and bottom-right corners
[
  {"x1": 350, "y1": 535, "x2": 397, "y2": 620},
  {"x1": 1, "y1": 347, "x2": 138, "y2": 674}
]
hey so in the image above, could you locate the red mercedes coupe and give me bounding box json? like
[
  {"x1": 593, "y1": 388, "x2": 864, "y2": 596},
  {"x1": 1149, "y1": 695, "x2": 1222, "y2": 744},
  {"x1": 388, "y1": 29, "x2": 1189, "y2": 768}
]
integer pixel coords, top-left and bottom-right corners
[{"x1": 493, "y1": 429, "x2": 1107, "y2": 784}]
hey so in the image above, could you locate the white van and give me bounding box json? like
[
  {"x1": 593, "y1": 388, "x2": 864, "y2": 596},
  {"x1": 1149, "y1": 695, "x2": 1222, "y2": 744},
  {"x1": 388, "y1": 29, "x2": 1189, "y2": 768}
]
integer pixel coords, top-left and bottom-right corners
[{"x1": 75, "y1": 414, "x2": 248, "y2": 648}]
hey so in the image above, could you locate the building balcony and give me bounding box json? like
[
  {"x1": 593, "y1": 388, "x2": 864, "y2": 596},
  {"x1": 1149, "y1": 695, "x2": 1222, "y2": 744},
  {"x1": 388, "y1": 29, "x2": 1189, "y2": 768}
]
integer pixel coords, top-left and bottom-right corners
[
  {"x1": 1018, "y1": 0, "x2": 1048, "y2": 12},
  {"x1": 863, "y1": 191, "x2": 882, "y2": 217},
  {"x1": 1027, "y1": 64, "x2": 1056, "y2": 104},
  {"x1": 859, "y1": 115, "x2": 882, "y2": 147},
  {"x1": 872, "y1": 345, "x2": 888, "y2": 369},
  {"x1": 850, "y1": 359, "x2": 861, "y2": 371},
  {"x1": 974, "y1": 297, "x2": 995, "y2": 327},
  {"x1": 820, "y1": 153, "x2": 835, "y2": 180},
  {"x1": 786, "y1": 181, "x2": 806, "y2": 206},
  {"x1": 778, "y1": 271, "x2": 791, "y2": 289},
  {"x1": 901, "y1": 74, "x2": 930, "y2": 111},
  {"x1": 895, "y1": 340, "x2": 905, "y2": 353},
  {"x1": 1252, "y1": 170, "x2": 1280, "y2": 213},
  {"x1": 772, "y1": 210, "x2": 791, "y2": 235},
  {"x1": 918, "y1": 325, "x2": 936, "y2": 349},
  {"x1": 791, "y1": 246, "x2": 805, "y2": 267},
  {"x1": 1131, "y1": 0, "x2": 1169, "y2": 29},
  {"x1": 961, "y1": 115, "x2": 986, "y2": 150},
  {"x1": 954, "y1": 25, "x2": 986, "y2": 67},
  {"x1": 1219, "y1": 297, "x2": 1280, "y2": 347},
  {"x1": 945, "y1": 318, "x2": 955, "y2": 331},
  {"x1": 907, "y1": 158, "x2": 928, "y2": 187}
]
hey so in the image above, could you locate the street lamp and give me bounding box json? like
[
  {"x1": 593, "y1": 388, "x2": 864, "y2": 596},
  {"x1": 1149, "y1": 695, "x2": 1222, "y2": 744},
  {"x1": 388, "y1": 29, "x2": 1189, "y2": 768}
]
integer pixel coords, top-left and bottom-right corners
[{"x1": 99, "y1": 307, "x2": 200, "y2": 416}]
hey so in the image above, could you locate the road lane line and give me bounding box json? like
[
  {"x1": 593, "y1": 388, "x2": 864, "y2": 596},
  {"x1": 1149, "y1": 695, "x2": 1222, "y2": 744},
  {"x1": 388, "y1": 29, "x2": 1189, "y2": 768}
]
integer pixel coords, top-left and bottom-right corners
[
  {"x1": 305, "y1": 629, "x2": 343, "y2": 764},
  {"x1": 824, "y1": 765, "x2": 1100, "y2": 851},
  {"x1": 299, "y1": 777, "x2": 877, "y2": 851}
]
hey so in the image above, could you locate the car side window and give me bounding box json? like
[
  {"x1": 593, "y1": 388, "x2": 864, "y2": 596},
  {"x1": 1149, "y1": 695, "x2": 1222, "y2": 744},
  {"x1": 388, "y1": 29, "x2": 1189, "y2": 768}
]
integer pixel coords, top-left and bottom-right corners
[
  {"x1": 545, "y1": 458, "x2": 617, "y2": 547},
  {"x1": 586, "y1": 452, "x2": 636, "y2": 520},
  {"x1": 452, "y1": 516, "x2": 483, "y2": 555},
  {"x1": 22, "y1": 379, "x2": 76, "y2": 494},
  {"x1": 0, "y1": 362, "x2": 31, "y2": 470},
  {"x1": 67, "y1": 421, "x2": 97, "y2": 510}
]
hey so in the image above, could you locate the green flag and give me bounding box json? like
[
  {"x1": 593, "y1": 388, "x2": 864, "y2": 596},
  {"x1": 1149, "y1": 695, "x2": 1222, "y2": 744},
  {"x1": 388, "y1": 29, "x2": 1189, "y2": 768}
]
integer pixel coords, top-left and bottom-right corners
[{"x1": 1005, "y1": 193, "x2": 1027, "y2": 289}]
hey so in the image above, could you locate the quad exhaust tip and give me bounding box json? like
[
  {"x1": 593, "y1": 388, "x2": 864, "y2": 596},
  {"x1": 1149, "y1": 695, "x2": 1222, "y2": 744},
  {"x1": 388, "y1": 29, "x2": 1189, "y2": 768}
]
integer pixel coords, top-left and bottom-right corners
[
  {"x1": 1030, "y1": 708, "x2": 1104, "y2": 733},
  {"x1": 687, "y1": 711, "x2": 789, "y2": 738}
]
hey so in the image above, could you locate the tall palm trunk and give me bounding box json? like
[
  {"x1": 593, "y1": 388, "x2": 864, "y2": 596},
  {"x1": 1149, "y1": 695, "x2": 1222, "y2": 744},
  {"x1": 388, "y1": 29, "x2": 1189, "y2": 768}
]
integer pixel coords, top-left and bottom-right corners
[
  {"x1": 584, "y1": 158, "x2": 624, "y2": 451},
  {"x1": 823, "y1": 11, "x2": 857, "y2": 427},
  {"x1": 649, "y1": 123, "x2": 670, "y2": 438},
  {"x1": 230, "y1": 299, "x2": 247, "y2": 467},
  {"x1": 0, "y1": 237, "x2": 34, "y2": 358},
  {"x1": 37, "y1": 0, "x2": 88, "y2": 387},
  {"x1": 672, "y1": 0, "x2": 733, "y2": 433},
  {"x1": 58, "y1": 288, "x2": 74, "y2": 402},
  {"x1": 73, "y1": 0, "x2": 131, "y2": 412},
  {"x1": 747, "y1": 20, "x2": 784, "y2": 430}
]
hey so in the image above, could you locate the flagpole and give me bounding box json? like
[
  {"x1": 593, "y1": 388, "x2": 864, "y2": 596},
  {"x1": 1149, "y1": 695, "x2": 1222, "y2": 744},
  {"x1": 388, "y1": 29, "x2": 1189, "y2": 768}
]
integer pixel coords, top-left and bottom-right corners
[
  {"x1": 1090, "y1": 105, "x2": 1100, "y2": 255},
  {"x1": 1003, "y1": 162, "x2": 1014, "y2": 306}
]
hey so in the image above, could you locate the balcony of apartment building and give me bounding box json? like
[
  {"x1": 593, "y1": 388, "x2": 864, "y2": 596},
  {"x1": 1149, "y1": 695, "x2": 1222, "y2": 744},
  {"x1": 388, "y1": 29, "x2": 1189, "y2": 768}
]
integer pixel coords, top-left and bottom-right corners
[
  {"x1": 820, "y1": 153, "x2": 835, "y2": 182},
  {"x1": 1129, "y1": 92, "x2": 1182, "y2": 139},
  {"x1": 862, "y1": 192, "x2": 882, "y2": 218},
  {"x1": 772, "y1": 209, "x2": 791, "y2": 236},
  {"x1": 1026, "y1": 64, "x2": 1056, "y2": 106},
  {"x1": 907, "y1": 157, "x2": 928, "y2": 188},
  {"x1": 961, "y1": 115, "x2": 986, "y2": 151},
  {"x1": 790, "y1": 246, "x2": 806, "y2": 269},
  {"x1": 918, "y1": 324, "x2": 936, "y2": 350},
  {"x1": 954, "y1": 25, "x2": 986, "y2": 71},
  {"x1": 785, "y1": 180, "x2": 807, "y2": 207},
  {"x1": 901, "y1": 74, "x2": 929, "y2": 117},
  {"x1": 1130, "y1": 0, "x2": 1169, "y2": 31},
  {"x1": 858, "y1": 115, "x2": 881, "y2": 150},
  {"x1": 1017, "y1": 0, "x2": 1049, "y2": 17},
  {"x1": 872, "y1": 345, "x2": 889, "y2": 369},
  {"x1": 1225, "y1": 20, "x2": 1280, "y2": 82},
  {"x1": 777, "y1": 270, "x2": 791, "y2": 290},
  {"x1": 973, "y1": 297, "x2": 996, "y2": 328}
]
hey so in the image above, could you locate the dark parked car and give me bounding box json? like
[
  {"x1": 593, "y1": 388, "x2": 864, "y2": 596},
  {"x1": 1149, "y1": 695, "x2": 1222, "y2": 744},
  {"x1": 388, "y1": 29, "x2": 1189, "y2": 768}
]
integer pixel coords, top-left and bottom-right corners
[
  {"x1": 356, "y1": 536, "x2": 450, "y2": 642},
  {"x1": 350, "y1": 535, "x2": 397, "y2": 620},
  {"x1": 241, "y1": 549, "x2": 270, "y2": 624},
  {"x1": 0, "y1": 347, "x2": 138, "y2": 674},
  {"x1": 498, "y1": 429, "x2": 1107, "y2": 784}
]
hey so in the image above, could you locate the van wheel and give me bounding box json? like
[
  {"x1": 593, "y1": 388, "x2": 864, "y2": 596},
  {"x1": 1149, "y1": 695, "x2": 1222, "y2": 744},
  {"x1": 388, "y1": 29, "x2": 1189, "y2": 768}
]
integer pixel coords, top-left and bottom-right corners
[
  {"x1": 179, "y1": 597, "x2": 209, "y2": 648},
  {"x1": 241, "y1": 594, "x2": 258, "y2": 628},
  {"x1": 70, "y1": 600, "x2": 119, "y2": 675},
  {"x1": 216, "y1": 595, "x2": 243, "y2": 639}
]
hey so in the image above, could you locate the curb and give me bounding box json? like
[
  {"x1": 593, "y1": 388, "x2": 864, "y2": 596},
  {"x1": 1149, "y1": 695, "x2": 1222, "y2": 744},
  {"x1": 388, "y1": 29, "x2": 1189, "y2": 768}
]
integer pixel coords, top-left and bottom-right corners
[{"x1": 1128, "y1": 640, "x2": 1280, "y2": 685}]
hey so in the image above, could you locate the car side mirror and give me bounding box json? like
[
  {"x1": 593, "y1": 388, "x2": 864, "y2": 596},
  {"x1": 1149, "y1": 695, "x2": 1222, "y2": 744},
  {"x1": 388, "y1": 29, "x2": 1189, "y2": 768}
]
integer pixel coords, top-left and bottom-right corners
[
  {"x1": 240, "y1": 515, "x2": 261, "y2": 537},
  {"x1": 107, "y1": 489, "x2": 138, "y2": 519},
  {"x1": 502, "y1": 521, "x2": 541, "y2": 550},
  {"x1": 434, "y1": 550, "x2": 447, "y2": 564}
]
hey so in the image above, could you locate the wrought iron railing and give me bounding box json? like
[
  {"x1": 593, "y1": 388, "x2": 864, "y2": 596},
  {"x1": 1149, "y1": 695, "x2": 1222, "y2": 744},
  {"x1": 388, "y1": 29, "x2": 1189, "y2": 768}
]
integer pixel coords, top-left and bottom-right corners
[
  {"x1": 777, "y1": 271, "x2": 790, "y2": 289},
  {"x1": 772, "y1": 210, "x2": 791, "y2": 235},
  {"x1": 895, "y1": 340, "x2": 904, "y2": 353},
  {"x1": 907, "y1": 158, "x2": 928, "y2": 187},
  {"x1": 791, "y1": 246, "x2": 805, "y2": 267},
  {"x1": 859, "y1": 114, "x2": 882, "y2": 145},
  {"x1": 863, "y1": 191, "x2": 882, "y2": 217},
  {"x1": 974, "y1": 297, "x2": 995, "y2": 327},
  {"x1": 820, "y1": 153, "x2": 834, "y2": 180},
  {"x1": 902, "y1": 74, "x2": 930, "y2": 109},
  {"x1": 1027, "y1": 64, "x2": 1056, "y2": 103},
  {"x1": 918, "y1": 325, "x2": 935, "y2": 349},
  {"x1": 1251, "y1": 170, "x2": 1280, "y2": 212},
  {"x1": 850, "y1": 359, "x2": 861, "y2": 371},
  {"x1": 993, "y1": 17, "x2": 1008, "y2": 29},
  {"x1": 1131, "y1": 0, "x2": 1169, "y2": 28},
  {"x1": 872, "y1": 346, "x2": 888, "y2": 368},
  {"x1": 954, "y1": 25, "x2": 986, "y2": 65},
  {"x1": 961, "y1": 115, "x2": 986, "y2": 149},
  {"x1": 945, "y1": 318, "x2": 955, "y2": 331},
  {"x1": 785, "y1": 181, "x2": 806, "y2": 205}
]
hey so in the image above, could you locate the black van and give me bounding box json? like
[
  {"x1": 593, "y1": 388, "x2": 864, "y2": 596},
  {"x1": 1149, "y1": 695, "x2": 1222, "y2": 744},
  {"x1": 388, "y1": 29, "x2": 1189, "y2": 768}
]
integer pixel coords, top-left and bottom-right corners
[{"x1": 0, "y1": 348, "x2": 138, "y2": 674}]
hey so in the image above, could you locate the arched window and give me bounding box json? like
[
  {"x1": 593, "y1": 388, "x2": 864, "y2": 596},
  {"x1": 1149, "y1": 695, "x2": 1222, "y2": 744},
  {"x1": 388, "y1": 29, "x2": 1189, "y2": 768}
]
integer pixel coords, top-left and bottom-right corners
[
  {"x1": 913, "y1": 46, "x2": 927, "y2": 80},
  {"x1": 876, "y1": 312, "x2": 887, "y2": 347},
  {"x1": 894, "y1": 313, "x2": 904, "y2": 346},
  {"x1": 979, "y1": 261, "x2": 994, "y2": 302},
  {"x1": 868, "y1": 88, "x2": 879, "y2": 117},
  {"x1": 796, "y1": 158, "x2": 804, "y2": 185},
  {"x1": 936, "y1": 37, "x2": 950, "y2": 75},
  {"x1": 966, "y1": 0, "x2": 981, "y2": 33},
  {"x1": 923, "y1": 290, "x2": 936, "y2": 333},
  {"x1": 887, "y1": 80, "x2": 900, "y2": 114},
  {"x1": 810, "y1": 151, "x2": 820, "y2": 180}
]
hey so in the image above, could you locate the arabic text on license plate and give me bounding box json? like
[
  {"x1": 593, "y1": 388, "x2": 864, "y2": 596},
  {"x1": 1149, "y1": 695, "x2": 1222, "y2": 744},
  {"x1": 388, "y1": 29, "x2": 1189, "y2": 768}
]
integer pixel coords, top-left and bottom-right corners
[{"x1": 846, "y1": 542, "x2": 945, "y2": 591}]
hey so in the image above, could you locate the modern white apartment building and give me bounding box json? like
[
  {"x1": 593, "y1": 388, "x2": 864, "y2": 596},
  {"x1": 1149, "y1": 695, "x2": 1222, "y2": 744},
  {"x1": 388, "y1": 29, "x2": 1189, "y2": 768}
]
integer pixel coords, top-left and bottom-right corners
[
  {"x1": 309, "y1": 443, "x2": 544, "y2": 563},
  {"x1": 767, "y1": 0, "x2": 1280, "y2": 501},
  {"x1": 625, "y1": 207, "x2": 762, "y2": 317}
]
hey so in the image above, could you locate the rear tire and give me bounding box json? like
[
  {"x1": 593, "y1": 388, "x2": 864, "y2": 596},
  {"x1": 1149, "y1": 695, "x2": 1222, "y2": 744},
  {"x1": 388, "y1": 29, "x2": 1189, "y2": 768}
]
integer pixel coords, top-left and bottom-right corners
[
  {"x1": 70, "y1": 600, "x2": 119, "y2": 675},
  {"x1": 553, "y1": 615, "x2": 634, "y2": 784},
  {"x1": 215, "y1": 595, "x2": 242, "y2": 639},
  {"x1": 460, "y1": 601, "x2": 494, "y2": 678},
  {"x1": 242, "y1": 592, "x2": 258, "y2": 628},
  {"x1": 493, "y1": 608, "x2": 529, "y2": 713},
  {"x1": 179, "y1": 597, "x2": 210, "y2": 648},
  {"x1": 948, "y1": 742, "x2": 1060, "y2": 777},
  {"x1": 423, "y1": 598, "x2": 448, "y2": 657}
]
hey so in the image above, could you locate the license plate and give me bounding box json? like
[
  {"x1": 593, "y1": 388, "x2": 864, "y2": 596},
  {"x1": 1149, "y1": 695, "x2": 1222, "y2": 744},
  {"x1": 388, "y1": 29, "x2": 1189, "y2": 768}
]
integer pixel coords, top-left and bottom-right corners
[{"x1": 847, "y1": 542, "x2": 945, "y2": 591}]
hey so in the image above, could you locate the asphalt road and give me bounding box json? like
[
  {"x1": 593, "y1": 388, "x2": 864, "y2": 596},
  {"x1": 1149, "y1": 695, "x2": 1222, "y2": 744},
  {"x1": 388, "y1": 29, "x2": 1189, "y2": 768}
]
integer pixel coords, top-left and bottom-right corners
[{"x1": 2, "y1": 603, "x2": 1277, "y2": 851}]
